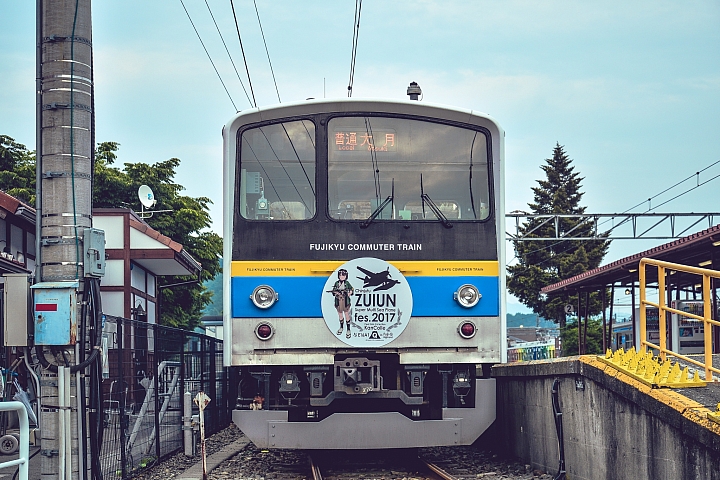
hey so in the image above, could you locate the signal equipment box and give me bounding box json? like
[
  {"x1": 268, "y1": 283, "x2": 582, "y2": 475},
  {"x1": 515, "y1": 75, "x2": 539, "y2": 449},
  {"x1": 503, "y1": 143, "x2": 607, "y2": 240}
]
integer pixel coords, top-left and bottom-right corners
[
  {"x1": 32, "y1": 281, "x2": 78, "y2": 345},
  {"x1": 2, "y1": 273, "x2": 30, "y2": 346},
  {"x1": 84, "y1": 228, "x2": 106, "y2": 278}
]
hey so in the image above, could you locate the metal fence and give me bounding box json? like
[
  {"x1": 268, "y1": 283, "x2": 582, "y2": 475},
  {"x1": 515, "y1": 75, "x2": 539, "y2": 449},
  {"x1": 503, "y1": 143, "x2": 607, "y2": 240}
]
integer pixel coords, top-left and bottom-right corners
[{"x1": 99, "y1": 316, "x2": 231, "y2": 479}]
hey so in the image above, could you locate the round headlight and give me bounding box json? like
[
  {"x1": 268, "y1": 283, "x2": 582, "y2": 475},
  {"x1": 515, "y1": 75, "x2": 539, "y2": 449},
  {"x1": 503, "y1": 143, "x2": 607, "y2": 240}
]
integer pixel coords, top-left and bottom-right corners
[
  {"x1": 454, "y1": 284, "x2": 481, "y2": 308},
  {"x1": 251, "y1": 285, "x2": 278, "y2": 309}
]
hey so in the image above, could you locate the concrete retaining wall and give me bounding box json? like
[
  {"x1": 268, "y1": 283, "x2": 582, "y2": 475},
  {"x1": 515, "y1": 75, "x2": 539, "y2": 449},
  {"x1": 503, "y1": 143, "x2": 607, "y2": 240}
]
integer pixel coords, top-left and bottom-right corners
[{"x1": 492, "y1": 356, "x2": 720, "y2": 480}]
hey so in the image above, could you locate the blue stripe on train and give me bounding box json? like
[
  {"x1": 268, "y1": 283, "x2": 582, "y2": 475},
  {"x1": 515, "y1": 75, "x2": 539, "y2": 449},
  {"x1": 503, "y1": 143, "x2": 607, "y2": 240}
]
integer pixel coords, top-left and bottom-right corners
[{"x1": 231, "y1": 276, "x2": 499, "y2": 318}]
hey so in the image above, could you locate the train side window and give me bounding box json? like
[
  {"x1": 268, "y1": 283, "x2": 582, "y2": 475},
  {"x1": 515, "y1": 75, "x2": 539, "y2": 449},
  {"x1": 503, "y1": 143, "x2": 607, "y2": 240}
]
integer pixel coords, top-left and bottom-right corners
[{"x1": 238, "y1": 120, "x2": 316, "y2": 220}]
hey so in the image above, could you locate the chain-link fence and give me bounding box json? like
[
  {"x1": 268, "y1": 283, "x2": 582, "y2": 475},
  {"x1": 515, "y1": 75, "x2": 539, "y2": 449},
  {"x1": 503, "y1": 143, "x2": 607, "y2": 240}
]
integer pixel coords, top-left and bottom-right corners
[{"x1": 99, "y1": 316, "x2": 231, "y2": 479}]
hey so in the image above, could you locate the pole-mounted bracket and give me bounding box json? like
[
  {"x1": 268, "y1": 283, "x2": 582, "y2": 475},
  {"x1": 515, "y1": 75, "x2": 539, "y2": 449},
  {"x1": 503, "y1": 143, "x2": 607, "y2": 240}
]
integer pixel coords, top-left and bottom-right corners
[
  {"x1": 43, "y1": 103, "x2": 93, "y2": 113},
  {"x1": 44, "y1": 35, "x2": 92, "y2": 46},
  {"x1": 43, "y1": 171, "x2": 92, "y2": 180}
]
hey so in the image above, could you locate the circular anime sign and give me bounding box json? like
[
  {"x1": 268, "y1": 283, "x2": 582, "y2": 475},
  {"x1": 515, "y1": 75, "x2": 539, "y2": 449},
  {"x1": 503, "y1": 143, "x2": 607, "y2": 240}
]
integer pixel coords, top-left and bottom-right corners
[{"x1": 321, "y1": 257, "x2": 413, "y2": 347}]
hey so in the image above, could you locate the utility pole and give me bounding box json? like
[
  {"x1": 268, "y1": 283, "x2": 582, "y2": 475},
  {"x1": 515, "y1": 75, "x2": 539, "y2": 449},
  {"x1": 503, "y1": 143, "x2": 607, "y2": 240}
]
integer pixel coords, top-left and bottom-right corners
[{"x1": 36, "y1": 1, "x2": 96, "y2": 478}]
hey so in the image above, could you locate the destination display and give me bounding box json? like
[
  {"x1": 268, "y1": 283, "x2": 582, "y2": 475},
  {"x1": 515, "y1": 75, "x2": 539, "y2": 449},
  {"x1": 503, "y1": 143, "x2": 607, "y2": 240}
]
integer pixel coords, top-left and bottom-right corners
[{"x1": 332, "y1": 129, "x2": 397, "y2": 153}]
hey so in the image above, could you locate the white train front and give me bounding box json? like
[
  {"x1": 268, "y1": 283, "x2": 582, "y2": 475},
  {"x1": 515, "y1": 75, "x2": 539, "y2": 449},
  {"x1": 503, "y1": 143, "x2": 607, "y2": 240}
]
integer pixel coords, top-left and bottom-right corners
[{"x1": 223, "y1": 98, "x2": 505, "y2": 449}]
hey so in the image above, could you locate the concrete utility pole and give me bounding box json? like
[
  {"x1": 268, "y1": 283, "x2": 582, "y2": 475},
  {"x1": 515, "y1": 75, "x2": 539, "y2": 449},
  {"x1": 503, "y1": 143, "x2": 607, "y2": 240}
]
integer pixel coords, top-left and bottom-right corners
[{"x1": 37, "y1": 0, "x2": 94, "y2": 478}]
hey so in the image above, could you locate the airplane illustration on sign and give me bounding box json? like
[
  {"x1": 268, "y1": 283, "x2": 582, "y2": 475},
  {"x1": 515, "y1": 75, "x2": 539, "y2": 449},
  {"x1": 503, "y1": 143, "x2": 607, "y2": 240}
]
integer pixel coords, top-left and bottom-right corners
[{"x1": 356, "y1": 266, "x2": 401, "y2": 291}]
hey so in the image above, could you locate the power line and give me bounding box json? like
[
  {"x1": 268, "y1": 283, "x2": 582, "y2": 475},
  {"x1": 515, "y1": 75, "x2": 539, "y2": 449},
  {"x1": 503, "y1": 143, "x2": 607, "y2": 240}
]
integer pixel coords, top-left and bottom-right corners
[
  {"x1": 203, "y1": 0, "x2": 253, "y2": 107},
  {"x1": 601, "y1": 159, "x2": 720, "y2": 231},
  {"x1": 180, "y1": 0, "x2": 238, "y2": 111},
  {"x1": 347, "y1": 0, "x2": 362, "y2": 97},
  {"x1": 508, "y1": 158, "x2": 720, "y2": 266},
  {"x1": 601, "y1": 160, "x2": 720, "y2": 225},
  {"x1": 254, "y1": 0, "x2": 281, "y2": 103},
  {"x1": 231, "y1": 0, "x2": 257, "y2": 108}
]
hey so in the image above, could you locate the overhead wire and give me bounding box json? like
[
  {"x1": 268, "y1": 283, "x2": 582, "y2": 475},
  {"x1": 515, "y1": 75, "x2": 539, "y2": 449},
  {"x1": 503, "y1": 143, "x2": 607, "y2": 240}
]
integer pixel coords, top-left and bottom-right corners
[
  {"x1": 347, "y1": 0, "x2": 362, "y2": 97},
  {"x1": 231, "y1": 0, "x2": 257, "y2": 108},
  {"x1": 508, "y1": 159, "x2": 720, "y2": 266},
  {"x1": 203, "y1": 0, "x2": 253, "y2": 107},
  {"x1": 180, "y1": 0, "x2": 238, "y2": 111},
  {"x1": 600, "y1": 159, "x2": 720, "y2": 232},
  {"x1": 253, "y1": 0, "x2": 281, "y2": 103}
]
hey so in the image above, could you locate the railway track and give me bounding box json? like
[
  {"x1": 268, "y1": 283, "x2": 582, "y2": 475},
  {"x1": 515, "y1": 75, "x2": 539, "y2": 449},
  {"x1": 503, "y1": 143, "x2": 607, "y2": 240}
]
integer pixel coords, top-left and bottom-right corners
[
  {"x1": 201, "y1": 440, "x2": 552, "y2": 479},
  {"x1": 308, "y1": 449, "x2": 457, "y2": 480}
]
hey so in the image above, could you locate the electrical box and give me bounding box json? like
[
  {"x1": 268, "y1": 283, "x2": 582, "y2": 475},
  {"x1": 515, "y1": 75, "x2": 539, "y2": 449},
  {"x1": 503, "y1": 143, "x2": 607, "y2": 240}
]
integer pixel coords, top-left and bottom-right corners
[
  {"x1": 84, "y1": 228, "x2": 106, "y2": 278},
  {"x1": 2, "y1": 274, "x2": 30, "y2": 346},
  {"x1": 32, "y1": 281, "x2": 78, "y2": 345}
]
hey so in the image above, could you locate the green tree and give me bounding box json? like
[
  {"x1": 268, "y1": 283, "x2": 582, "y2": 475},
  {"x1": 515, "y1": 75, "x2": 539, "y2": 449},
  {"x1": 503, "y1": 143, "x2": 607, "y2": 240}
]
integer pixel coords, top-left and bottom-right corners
[
  {"x1": 559, "y1": 318, "x2": 604, "y2": 356},
  {"x1": 507, "y1": 143, "x2": 610, "y2": 327},
  {"x1": 0, "y1": 135, "x2": 36, "y2": 205},
  {"x1": 93, "y1": 142, "x2": 222, "y2": 329},
  {"x1": 1, "y1": 136, "x2": 220, "y2": 330}
]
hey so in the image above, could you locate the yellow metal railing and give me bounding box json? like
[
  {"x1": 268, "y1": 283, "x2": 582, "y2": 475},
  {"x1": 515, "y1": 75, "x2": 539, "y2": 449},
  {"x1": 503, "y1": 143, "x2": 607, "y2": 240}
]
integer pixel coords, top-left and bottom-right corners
[{"x1": 639, "y1": 258, "x2": 720, "y2": 382}]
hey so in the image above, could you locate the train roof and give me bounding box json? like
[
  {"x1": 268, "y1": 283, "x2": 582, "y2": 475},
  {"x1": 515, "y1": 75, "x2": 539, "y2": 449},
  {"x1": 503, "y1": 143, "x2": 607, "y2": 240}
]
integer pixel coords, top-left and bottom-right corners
[{"x1": 223, "y1": 98, "x2": 503, "y2": 135}]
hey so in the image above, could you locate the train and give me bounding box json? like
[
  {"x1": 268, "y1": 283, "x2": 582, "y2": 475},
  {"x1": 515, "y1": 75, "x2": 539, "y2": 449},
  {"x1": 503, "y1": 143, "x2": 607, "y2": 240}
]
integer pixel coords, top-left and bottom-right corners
[{"x1": 222, "y1": 93, "x2": 505, "y2": 449}]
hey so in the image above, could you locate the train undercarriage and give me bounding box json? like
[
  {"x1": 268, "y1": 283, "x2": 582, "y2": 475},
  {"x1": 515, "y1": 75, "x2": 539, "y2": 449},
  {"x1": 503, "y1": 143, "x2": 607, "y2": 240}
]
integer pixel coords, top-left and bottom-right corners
[{"x1": 233, "y1": 354, "x2": 496, "y2": 449}]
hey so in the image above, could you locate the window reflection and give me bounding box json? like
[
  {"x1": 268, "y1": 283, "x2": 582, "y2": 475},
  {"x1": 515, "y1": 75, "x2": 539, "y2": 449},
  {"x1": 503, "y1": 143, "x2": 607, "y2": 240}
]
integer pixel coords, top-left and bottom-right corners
[
  {"x1": 328, "y1": 117, "x2": 490, "y2": 222},
  {"x1": 239, "y1": 120, "x2": 316, "y2": 220}
]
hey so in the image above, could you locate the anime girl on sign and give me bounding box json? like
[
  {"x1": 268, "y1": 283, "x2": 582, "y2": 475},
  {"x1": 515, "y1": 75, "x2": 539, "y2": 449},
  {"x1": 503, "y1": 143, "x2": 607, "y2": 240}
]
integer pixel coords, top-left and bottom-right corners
[{"x1": 328, "y1": 268, "x2": 354, "y2": 338}]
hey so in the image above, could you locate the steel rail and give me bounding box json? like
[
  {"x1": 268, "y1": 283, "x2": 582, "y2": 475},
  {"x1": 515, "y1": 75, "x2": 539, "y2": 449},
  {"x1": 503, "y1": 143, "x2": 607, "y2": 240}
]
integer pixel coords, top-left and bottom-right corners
[
  {"x1": 309, "y1": 455, "x2": 323, "y2": 480},
  {"x1": 422, "y1": 459, "x2": 458, "y2": 480}
]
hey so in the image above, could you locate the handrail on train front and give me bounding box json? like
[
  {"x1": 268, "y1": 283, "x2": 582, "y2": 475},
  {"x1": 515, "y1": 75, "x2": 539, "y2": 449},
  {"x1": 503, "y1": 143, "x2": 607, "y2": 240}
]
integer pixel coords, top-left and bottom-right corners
[
  {"x1": 639, "y1": 258, "x2": 720, "y2": 382},
  {"x1": 0, "y1": 401, "x2": 30, "y2": 480}
]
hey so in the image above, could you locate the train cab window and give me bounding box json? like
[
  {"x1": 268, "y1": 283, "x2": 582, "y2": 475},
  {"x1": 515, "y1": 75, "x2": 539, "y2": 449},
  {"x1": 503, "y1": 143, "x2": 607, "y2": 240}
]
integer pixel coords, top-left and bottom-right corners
[
  {"x1": 328, "y1": 116, "x2": 490, "y2": 222},
  {"x1": 238, "y1": 120, "x2": 316, "y2": 220}
]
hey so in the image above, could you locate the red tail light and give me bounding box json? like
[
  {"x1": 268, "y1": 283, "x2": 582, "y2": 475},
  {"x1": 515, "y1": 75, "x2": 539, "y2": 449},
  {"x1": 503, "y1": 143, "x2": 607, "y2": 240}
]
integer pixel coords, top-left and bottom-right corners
[
  {"x1": 459, "y1": 321, "x2": 476, "y2": 339},
  {"x1": 256, "y1": 323, "x2": 274, "y2": 340}
]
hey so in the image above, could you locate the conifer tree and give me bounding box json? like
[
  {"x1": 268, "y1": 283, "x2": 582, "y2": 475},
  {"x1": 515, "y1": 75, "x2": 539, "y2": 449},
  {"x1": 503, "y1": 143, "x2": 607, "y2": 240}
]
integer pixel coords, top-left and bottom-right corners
[{"x1": 507, "y1": 143, "x2": 610, "y2": 326}]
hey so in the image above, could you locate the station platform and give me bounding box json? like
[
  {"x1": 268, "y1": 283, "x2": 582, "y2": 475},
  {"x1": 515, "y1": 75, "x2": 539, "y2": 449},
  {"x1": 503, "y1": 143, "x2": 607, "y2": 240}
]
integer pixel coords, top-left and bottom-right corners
[{"x1": 492, "y1": 354, "x2": 720, "y2": 480}]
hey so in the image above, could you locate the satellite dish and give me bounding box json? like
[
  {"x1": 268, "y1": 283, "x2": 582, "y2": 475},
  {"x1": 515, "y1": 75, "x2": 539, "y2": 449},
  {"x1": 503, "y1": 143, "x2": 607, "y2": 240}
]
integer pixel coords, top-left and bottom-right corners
[{"x1": 138, "y1": 185, "x2": 157, "y2": 208}]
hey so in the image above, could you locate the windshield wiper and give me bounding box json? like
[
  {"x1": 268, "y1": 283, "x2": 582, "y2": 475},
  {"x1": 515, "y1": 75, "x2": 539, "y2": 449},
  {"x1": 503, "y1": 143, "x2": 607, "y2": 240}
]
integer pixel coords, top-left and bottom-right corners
[
  {"x1": 420, "y1": 174, "x2": 453, "y2": 228},
  {"x1": 361, "y1": 179, "x2": 394, "y2": 228}
]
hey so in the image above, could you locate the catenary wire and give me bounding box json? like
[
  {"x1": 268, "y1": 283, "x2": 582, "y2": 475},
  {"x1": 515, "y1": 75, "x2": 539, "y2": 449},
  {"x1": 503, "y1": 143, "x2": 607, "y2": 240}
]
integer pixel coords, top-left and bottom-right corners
[
  {"x1": 599, "y1": 159, "x2": 720, "y2": 227},
  {"x1": 203, "y1": 0, "x2": 253, "y2": 107},
  {"x1": 347, "y1": 0, "x2": 362, "y2": 97},
  {"x1": 508, "y1": 159, "x2": 720, "y2": 265},
  {"x1": 254, "y1": 0, "x2": 281, "y2": 103},
  {"x1": 231, "y1": 0, "x2": 257, "y2": 108},
  {"x1": 180, "y1": 0, "x2": 238, "y2": 111}
]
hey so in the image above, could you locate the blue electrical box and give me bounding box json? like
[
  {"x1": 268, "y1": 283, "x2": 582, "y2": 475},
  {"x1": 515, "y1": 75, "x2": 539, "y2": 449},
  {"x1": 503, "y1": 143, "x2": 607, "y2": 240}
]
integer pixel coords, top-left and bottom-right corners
[{"x1": 31, "y1": 281, "x2": 78, "y2": 345}]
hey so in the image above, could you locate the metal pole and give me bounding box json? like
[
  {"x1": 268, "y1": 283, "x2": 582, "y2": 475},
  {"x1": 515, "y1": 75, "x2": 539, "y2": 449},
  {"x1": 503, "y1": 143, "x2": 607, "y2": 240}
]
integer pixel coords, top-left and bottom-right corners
[
  {"x1": 154, "y1": 326, "x2": 161, "y2": 462},
  {"x1": 608, "y1": 284, "x2": 615, "y2": 351},
  {"x1": 118, "y1": 320, "x2": 127, "y2": 478},
  {"x1": 631, "y1": 282, "x2": 637, "y2": 350},
  {"x1": 601, "y1": 288, "x2": 607, "y2": 352},
  {"x1": 583, "y1": 291, "x2": 590, "y2": 354},
  {"x1": 576, "y1": 292, "x2": 582, "y2": 355},
  {"x1": 184, "y1": 391, "x2": 193, "y2": 456},
  {"x1": 38, "y1": 1, "x2": 94, "y2": 477}
]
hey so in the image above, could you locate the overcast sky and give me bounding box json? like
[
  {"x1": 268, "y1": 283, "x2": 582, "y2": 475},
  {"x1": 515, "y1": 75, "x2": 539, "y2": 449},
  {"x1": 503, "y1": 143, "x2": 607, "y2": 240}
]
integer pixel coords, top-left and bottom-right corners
[{"x1": 2, "y1": 1, "x2": 720, "y2": 314}]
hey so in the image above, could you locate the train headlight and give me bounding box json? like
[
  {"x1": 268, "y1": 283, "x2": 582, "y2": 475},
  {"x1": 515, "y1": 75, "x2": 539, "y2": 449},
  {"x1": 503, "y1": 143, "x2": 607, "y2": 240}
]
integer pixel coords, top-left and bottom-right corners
[
  {"x1": 255, "y1": 322, "x2": 274, "y2": 340},
  {"x1": 251, "y1": 285, "x2": 278, "y2": 309},
  {"x1": 454, "y1": 284, "x2": 481, "y2": 308},
  {"x1": 458, "y1": 321, "x2": 477, "y2": 339}
]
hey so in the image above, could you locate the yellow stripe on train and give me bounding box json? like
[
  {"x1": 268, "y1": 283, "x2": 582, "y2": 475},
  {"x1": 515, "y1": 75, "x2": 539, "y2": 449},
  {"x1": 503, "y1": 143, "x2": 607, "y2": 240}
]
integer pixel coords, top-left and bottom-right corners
[{"x1": 231, "y1": 260, "x2": 499, "y2": 277}]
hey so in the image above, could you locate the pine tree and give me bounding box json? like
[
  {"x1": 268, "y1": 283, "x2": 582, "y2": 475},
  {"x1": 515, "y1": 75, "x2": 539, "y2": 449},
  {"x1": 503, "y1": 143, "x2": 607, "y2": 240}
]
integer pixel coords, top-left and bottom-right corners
[{"x1": 507, "y1": 143, "x2": 610, "y2": 326}]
